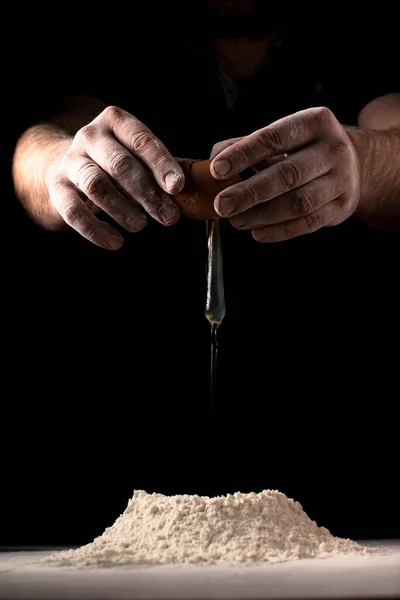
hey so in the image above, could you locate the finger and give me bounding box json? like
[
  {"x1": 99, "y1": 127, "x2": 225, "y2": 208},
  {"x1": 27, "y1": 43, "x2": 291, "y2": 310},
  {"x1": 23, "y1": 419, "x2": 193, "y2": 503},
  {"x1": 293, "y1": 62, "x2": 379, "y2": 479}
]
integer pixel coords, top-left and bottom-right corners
[
  {"x1": 97, "y1": 106, "x2": 185, "y2": 194},
  {"x1": 65, "y1": 154, "x2": 148, "y2": 232},
  {"x1": 239, "y1": 154, "x2": 289, "y2": 183},
  {"x1": 230, "y1": 173, "x2": 342, "y2": 230},
  {"x1": 82, "y1": 136, "x2": 180, "y2": 226},
  {"x1": 49, "y1": 176, "x2": 124, "y2": 250},
  {"x1": 209, "y1": 139, "x2": 272, "y2": 184},
  {"x1": 252, "y1": 196, "x2": 346, "y2": 243},
  {"x1": 215, "y1": 142, "x2": 331, "y2": 217},
  {"x1": 253, "y1": 153, "x2": 290, "y2": 171},
  {"x1": 210, "y1": 107, "x2": 339, "y2": 179},
  {"x1": 210, "y1": 137, "x2": 243, "y2": 160}
]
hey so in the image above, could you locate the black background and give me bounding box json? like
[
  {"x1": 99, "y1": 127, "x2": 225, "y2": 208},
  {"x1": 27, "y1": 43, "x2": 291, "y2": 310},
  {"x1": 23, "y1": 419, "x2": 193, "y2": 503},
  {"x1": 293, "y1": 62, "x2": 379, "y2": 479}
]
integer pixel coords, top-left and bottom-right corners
[{"x1": 1, "y1": 3, "x2": 399, "y2": 548}]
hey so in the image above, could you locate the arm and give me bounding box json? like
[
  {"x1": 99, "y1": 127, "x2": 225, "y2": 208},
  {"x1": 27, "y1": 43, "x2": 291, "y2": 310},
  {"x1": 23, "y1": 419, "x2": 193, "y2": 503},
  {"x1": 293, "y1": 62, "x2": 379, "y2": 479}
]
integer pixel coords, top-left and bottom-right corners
[
  {"x1": 348, "y1": 93, "x2": 400, "y2": 230},
  {"x1": 12, "y1": 95, "x2": 107, "y2": 231}
]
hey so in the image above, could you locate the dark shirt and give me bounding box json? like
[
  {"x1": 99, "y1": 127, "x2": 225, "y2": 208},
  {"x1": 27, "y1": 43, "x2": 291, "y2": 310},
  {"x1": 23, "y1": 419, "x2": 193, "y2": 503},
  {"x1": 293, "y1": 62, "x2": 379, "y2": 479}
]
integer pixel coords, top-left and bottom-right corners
[{"x1": 3, "y1": 8, "x2": 399, "y2": 544}]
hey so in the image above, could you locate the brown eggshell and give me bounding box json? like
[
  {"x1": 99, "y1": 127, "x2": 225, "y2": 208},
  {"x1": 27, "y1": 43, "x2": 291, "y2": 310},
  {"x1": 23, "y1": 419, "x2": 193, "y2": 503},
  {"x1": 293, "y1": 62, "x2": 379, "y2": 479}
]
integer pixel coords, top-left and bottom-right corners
[{"x1": 173, "y1": 159, "x2": 241, "y2": 220}]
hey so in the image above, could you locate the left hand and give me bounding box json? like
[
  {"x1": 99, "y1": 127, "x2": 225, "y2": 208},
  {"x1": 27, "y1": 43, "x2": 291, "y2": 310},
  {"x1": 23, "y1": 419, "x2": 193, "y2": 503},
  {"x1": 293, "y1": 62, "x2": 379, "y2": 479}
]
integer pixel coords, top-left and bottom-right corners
[{"x1": 210, "y1": 107, "x2": 361, "y2": 242}]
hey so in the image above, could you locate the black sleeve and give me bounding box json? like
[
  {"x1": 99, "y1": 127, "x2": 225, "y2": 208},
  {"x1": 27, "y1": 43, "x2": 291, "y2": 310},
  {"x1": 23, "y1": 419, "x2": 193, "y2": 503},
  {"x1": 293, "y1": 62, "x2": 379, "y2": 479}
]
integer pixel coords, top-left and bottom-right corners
[
  {"x1": 355, "y1": 22, "x2": 399, "y2": 104},
  {"x1": 312, "y1": 13, "x2": 399, "y2": 126},
  {"x1": 340, "y1": 14, "x2": 399, "y2": 116}
]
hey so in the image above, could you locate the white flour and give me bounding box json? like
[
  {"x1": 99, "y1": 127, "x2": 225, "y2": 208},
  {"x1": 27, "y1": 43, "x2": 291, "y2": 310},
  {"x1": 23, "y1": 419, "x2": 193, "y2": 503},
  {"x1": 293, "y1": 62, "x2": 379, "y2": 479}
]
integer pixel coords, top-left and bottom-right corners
[{"x1": 45, "y1": 489, "x2": 370, "y2": 567}]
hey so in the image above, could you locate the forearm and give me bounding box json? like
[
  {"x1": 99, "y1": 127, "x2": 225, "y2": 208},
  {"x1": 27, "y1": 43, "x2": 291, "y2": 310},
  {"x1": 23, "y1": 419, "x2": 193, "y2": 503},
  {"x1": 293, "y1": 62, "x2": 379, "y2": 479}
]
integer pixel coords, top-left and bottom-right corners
[
  {"x1": 12, "y1": 125, "x2": 72, "y2": 229},
  {"x1": 348, "y1": 127, "x2": 400, "y2": 231},
  {"x1": 12, "y1": 95, "x2": 106, "y2": 230}
]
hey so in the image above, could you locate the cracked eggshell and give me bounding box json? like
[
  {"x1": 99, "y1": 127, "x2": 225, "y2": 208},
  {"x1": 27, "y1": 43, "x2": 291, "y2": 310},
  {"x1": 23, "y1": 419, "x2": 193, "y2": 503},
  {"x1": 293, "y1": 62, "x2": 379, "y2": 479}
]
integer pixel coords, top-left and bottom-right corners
[{"x1": 173, "y1": 159, "x2": 241, "y2": 220}]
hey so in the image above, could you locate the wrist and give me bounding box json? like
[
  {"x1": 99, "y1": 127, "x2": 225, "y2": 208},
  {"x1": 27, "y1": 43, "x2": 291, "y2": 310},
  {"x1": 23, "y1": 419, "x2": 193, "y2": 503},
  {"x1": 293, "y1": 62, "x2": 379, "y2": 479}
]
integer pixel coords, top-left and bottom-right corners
[
  {"x1": 345, "y1": 127, "x2": 374, "y2": 216},
  {"x1": 37, "y1": 125, "x2": 73, "y2": 187},
  {"x1": 344, "y1": 126, "x2": 400, "y2": 229}
]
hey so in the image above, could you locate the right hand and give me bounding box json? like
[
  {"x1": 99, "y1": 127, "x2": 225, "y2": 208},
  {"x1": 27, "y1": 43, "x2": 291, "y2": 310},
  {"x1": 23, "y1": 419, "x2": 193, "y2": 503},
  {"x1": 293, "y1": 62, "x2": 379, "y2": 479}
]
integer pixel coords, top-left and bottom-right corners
[{"x1": 49, "y1": 106, "x2": 185, "y2": 250}]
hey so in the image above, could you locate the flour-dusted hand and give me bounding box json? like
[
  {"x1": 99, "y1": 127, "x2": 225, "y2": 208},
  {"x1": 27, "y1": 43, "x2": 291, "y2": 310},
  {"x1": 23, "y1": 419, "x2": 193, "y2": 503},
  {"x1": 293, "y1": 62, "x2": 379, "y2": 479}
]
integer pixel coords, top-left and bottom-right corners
[
  {"x1": 210, "y1": 107, "x2": 361, "y2": 242},
  {"x1": 49, "y1": 106, "x2": 184, "y2": 250}
]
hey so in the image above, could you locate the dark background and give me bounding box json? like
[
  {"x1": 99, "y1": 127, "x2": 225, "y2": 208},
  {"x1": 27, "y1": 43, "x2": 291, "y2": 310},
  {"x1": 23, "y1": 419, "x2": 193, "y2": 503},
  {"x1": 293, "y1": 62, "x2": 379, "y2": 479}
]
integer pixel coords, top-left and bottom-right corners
[{"x1": 1, "y1": 4, "x2": 399, "y2": 548}]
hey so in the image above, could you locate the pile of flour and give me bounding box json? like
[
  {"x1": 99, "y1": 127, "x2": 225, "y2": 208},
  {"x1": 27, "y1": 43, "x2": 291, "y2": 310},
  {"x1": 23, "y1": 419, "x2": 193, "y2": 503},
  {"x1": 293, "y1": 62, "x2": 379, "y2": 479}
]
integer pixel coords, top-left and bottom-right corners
[{"x1": 45, "y1": 489, "x2": 370, "y2": 567}]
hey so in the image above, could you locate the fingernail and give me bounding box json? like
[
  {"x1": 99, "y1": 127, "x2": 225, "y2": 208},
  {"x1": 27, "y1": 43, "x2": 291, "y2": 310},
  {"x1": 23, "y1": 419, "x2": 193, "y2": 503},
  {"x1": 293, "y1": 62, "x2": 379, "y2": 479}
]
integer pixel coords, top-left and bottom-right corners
[
  {"x1": 217, "y1": 196, "x2": 237, "y2": 216},
  {"x1": 213, "y1": 159, "x2": 231, "y2": 177},
  {"x1": 165, "y1": 172, "x2": 183, "y2": 193},
  {"x1": 128, "y1": 215, "x2": 147, "y2": 232},
  {"x1": 159, "y1": 203, "x2": 179, "y2": 225},
  {"x1": 253, "y1": 229, "x2": 269, "y2": 242},
  {"x1": 106, "y1": 236, "x2": 123, "y2": 250}
]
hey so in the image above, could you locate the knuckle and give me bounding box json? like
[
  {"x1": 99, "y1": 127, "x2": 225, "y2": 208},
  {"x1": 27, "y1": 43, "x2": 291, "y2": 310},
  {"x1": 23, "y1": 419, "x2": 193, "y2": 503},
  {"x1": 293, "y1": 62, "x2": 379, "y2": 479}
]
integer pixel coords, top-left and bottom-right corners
[
  {"x1": 276, "y1": 161, "x2": 303, "y2": 189},
  {"x1": 302, "y1": 211, "x2": 320, "y2": 231},
  {"x1": 262, "y1": 127, "x2": 285, "y2": 153},
  {"x1": 77, "y1": 165, "x2": 108, "y2": 196},
  {"x1": 121, "y1": 209, "x2": 144, "y2": 229},
  {"x1": 130, "y1": 173, "x2": 160, "y2": 207},
  {"x1": 149, "y1": 153, "x2": 170, "y2": 174},
  {"x1": 62, "y1": 202, "x2": 83, "y2": 227},
  {"x1": 118, "y1": 208, "x2": 136, "y2": 222},
  {"x1": 232, "y1": 144, "x2": 252, "y2": 167},
  {"x1": 102, "y1": 105, "x2": 123, "y2": 123},
  {"x1": 131, "y1": 131, "x2": 156, "y2": 155},
  {"x1": 49, "y1": 174, "x2": 66, "y2": 193},
  {"x1": 131, "y1": 171, "x2": 153, "y2": 194},
  {"x1": 108, "y1": 152, "x2": 133, "y2": 179},
  {"x1": 282, "y1": 222, "x2": 297, "y2": 239},
  {"x1": 75, "y1": 124, "x2": 96, "y2": 145},
  {"x1": 247, "y1": 185, "x2": 262, "y2": 207},
  {"x1": 140, "y1": 187, "x2": 161, "y2": 206},
  {"x1": 314, "y1": 106, "x2": 336, "y2": 127},
  {"x1": 291, "y1": 192, "x2": 313, "y2": 216},
  {"x1": 84, "y1": 225, "x2": 102, "y2": 243}
]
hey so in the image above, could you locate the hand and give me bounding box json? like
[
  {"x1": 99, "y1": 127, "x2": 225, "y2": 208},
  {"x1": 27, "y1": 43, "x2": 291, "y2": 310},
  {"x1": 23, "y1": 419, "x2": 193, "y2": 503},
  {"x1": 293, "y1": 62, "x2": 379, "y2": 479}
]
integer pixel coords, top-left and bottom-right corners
[
  {"x1": 210, "y1": 107, "x2": 361, "y2": 242},
  {"x1": 49, "y1": 106, "x2": 184, "y2": 250}
]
